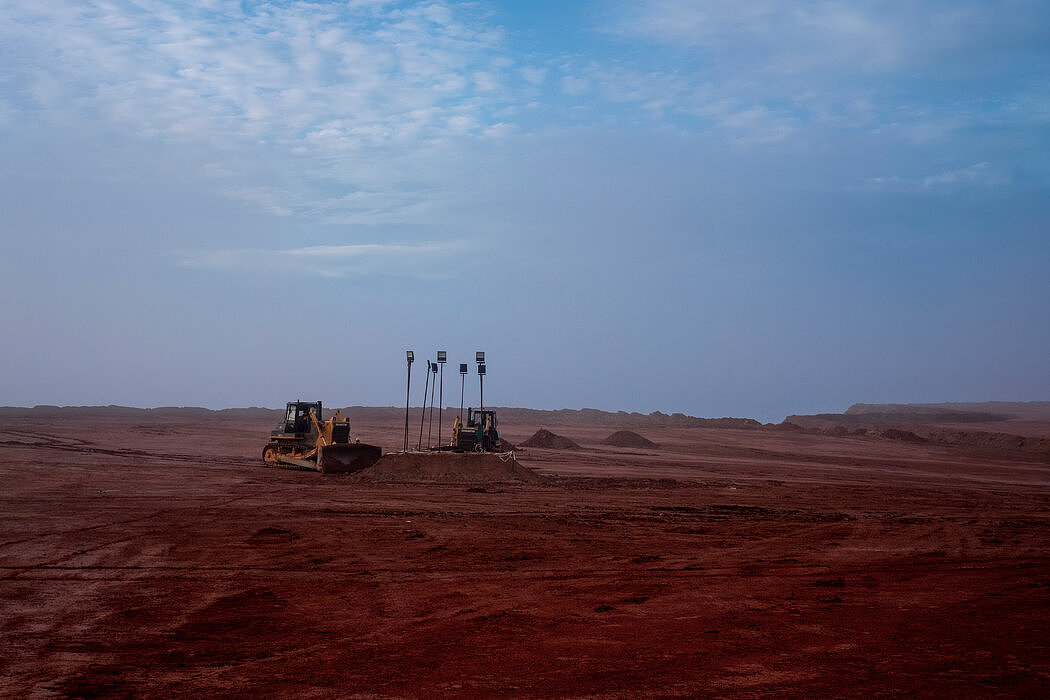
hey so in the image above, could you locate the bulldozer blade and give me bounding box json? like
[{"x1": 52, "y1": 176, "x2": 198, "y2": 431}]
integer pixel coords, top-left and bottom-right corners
[
  {"x1": 274, "y1": 454, "x2": 322, "y2": 471},
  {"x1": 318, "y1": 443, "x2": 383, "y2": 474}
]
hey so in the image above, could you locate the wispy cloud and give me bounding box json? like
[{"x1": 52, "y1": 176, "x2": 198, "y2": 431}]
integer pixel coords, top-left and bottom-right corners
[
  {"x1": 605, "y1": 0, "x2": 1050, "y2": 75},
  {"x1": 179, "y1": 240, "x2": 469, "y2": 278},
  {"x1": 919, "y1": 163, "x2": 1010, "y2": 189},
  {"x1": 2, "y1": 0, "x2": 1045, "y2": 226},
  {"x1": 1, "y1": 1, "x2": 511, "y2": 145},
  {"x1": 0, "y1": 1, "x2": 522, "y2": 224},
  {"x1": 867, "y1": 162, "x2": 1011, "y2": 191},
  {"x1": 588, "y1": 0, "x2": 1050, "y2": 141}
]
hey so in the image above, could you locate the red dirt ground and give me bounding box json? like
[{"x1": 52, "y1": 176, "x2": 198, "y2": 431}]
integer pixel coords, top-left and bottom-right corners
[{"x1": 2, "y1": 409, "x2": 1049, "y2": 697}]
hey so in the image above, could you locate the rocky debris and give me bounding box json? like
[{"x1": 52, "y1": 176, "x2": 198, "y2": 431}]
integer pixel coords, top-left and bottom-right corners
[
  {"x1": 600, "y1": 430, "x2": 658, "y2": 449},
  {"x1": 521, "y1": 429, "x2": 582, "y2": 450}
]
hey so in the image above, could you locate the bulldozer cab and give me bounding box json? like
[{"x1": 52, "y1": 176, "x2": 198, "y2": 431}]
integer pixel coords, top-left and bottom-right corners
[
  {"x1": 467, "y1": 408, "x2": 497, "y2": 430},
  {"x1": 274, "y1": 401, "x2": 322, "y2": 436}
]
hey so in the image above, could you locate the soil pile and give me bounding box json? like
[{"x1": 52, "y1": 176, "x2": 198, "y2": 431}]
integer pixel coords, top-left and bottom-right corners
[
  {"x1": 776, "y1": 420, "x2": 1050, "y2": 455},
  {"x1": 600, "y1": 430, "x2": 658, "y2": 449},
  {"x1": 880, "y1": 428, "x2": 927, "y2": 444},
  {"x1": 348, "y1": 452, "x2": 544, "y2": 484},
  {"x1": 520, "y1": 429, "x2": 581, "y2": 450},
  {"x1": 918, "y1": 428, "x2": 1050, "y2": 454}
]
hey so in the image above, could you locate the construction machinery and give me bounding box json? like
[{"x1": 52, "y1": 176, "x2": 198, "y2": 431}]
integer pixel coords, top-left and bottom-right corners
[
  {"x1": 449, "y1": 407, "x2": 502, "y2": 452},
  {"x1": 262, "y1": 401, "x2": 382, "y2": 473}
]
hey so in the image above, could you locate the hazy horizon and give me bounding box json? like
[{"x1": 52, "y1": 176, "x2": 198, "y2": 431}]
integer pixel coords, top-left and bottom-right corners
[
  {"x1": 5, "y1": 399, "x2": 1050, "y2": 427},
  {"x1": 3, "y1": 2, "x2": 1048, "y2": 425}
]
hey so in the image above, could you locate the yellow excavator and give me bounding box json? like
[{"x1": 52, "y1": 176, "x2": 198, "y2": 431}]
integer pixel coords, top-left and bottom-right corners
[{"x1": 262, "y1": 401, "x2": 381, "y2": 473}]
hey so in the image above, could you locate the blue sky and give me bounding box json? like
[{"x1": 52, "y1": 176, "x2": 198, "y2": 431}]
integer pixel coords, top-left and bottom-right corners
[{"x1": 2, "y1": 0, "x2": 1048, "y2": 422}]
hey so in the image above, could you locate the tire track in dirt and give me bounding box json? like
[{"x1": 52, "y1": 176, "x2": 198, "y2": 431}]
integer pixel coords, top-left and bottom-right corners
[
  {"x1": 4, "y1": 556, "x2": 1044, "y2": 583},
  {"x1": 0, "y1": 493, "x2": 262, "y2": 576}
]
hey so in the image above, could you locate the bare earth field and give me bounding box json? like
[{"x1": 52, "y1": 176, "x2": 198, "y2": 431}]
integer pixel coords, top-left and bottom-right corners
[{"x1": 2, "y1": 409, "x2": 1049, "y2": 698}]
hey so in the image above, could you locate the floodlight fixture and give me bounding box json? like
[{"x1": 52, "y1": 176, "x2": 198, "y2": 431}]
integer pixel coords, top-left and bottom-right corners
[
  {"x1": 459, "y1": 363, "x2": 468, "y2": 374},
  {"x1": 406, "y1": 350, "x2": 414, "y2": 363},
  {"x1": 478, "y1": 364, "x2": 486, "y2": 375},
  {"x1": 437, "y1": 350, "x2": 447, "y2": 363},
  {"x1": 476, "y1": 351, "x2": 485, "y2": 364}
]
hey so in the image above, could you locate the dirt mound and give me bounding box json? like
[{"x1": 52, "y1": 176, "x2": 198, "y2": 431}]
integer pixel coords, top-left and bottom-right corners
[
  {"x1": 918, "y1": 428, "x2": 1050, "y2": 455},
  {"x1": 880, "y1": 428, "x2": 927, "y2": 443},
  {"x1": 348, "y1": 452, "x2": 544, "y2": 484},
  {"x1": 600, "y1": 430, "x2": 658, "y2": 449},
  {"x1": 520, "y1": 429, "x2": 581, "y2": 450}
]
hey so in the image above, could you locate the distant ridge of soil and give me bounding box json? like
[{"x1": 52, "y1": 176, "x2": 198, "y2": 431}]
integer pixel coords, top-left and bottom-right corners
[
  {"x1": 521, "y1": 429, "x2": 582, "y2": 450},
  {"x1": 600, "y1": 430, "x2": 658, "y2": 449},
  {"x1": 916, "y1": 428, "x2": 1050, "y2": 454},
  {"x1": 787, "y1": 410, "x2": 1010, "y2": 427},
  {"x1": 777, "y1": 421, "x2": 1050, "y2": 456},
  {"x1": 0, "y1": 405, "x2": 281, "y2": 420},
  {"x1": 0, "y1": 405, "x2": 763, "y2": 429},
  {"x1": 845, "y1": 401, "x2": 1050, "y2": 422},
  {"x1": 786, "y1": 400, "x2": 1050, "y2": 453},
  {"x1": 790, "y1": 401, "x2": 1050, "y2": 429},
  {"x1": 497, "y1": 408, "x2": 762, "y2": 429},
  {"x1": 348, "y1": 452, "x2": 543, "y2": 484}
]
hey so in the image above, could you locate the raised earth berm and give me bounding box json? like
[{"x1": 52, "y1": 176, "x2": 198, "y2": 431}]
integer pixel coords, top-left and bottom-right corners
[
  {"x1": 600, "y1": 430, "x2": 658, "y2": 449},
  {"x1": 348, "y1": 451, "x2": 545, "y2": 484},
  {"x1": 520, "y1": 429, "x2": 582, "y2": 450}
]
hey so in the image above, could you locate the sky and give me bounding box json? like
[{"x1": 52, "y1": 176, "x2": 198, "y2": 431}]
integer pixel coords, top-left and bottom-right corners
[{"x1": 1, "y1": 0, "x2": 1048, "y2": 423}]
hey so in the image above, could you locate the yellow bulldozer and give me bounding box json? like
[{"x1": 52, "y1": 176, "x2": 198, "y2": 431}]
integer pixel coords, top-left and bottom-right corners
[
  {"x1": 262, "y1": 401, "x2": 382, "y2": 473},
  {"x1": 449, "y1": 407, "x2": 502, "y2": 452}
]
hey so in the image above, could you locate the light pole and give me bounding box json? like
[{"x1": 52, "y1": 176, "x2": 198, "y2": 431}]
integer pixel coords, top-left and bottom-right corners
[
  {"x1": 437, "y1": 351, "x2": 447, "y2": 446},
  {"x1": 417, "y1": 359, "x2": 431, "y2": 450},
  {"x1": 403, "y1": 351, "x2": 414, "y2": 452},
  {"x1": 476, "y1": 351, "x2": 486, "y2": 410},
  {"x1": 459, "y1": 363, "x2": 467, "y2": 423},
  {"x1": 427, "y1": 361, "x2": 437, "y2": 448}
]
